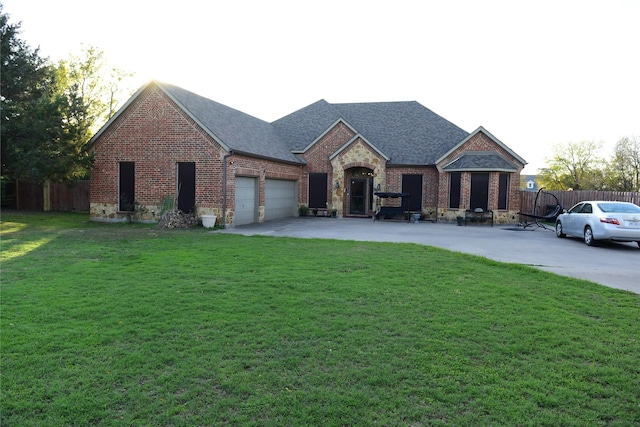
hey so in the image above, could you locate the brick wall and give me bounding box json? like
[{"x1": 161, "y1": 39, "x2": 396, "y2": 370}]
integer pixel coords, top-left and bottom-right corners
[
  {"x1": 300, "y1": 121, "x2": 356, "y2": 210},
  {"x1": 435, "y1": 130, "x2": 524, "y2": 224},
  {"x1": 90, "y1": 85, "x2": 307, "y2": 224},
  {"x1": 299, "y1": 121, "x2": 443, "y2": 219},
  {"x1": 90, "y1": 85, "x2": 228, "y2": 221},
  {"x1": 227, "y1": 154, "x2": 302, "y2": 224},
  {"x1": 381, "y1": 166, "x2": 438, "y2": 220}
]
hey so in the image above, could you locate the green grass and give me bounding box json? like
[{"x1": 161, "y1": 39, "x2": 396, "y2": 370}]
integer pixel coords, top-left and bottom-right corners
[{"x1": 1, "y1": 211, "x2": 639, "y2": 426}]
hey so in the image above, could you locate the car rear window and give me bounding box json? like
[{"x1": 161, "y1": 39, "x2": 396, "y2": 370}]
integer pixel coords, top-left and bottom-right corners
[{"x1": 597, "y1": 202, "x2": 640, "y2": 213}]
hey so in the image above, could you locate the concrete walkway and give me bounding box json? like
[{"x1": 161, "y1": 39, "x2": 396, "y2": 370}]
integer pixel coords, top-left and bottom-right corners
[{"x1": 219, "y1": 217, "x2": 640, "y2": 294}]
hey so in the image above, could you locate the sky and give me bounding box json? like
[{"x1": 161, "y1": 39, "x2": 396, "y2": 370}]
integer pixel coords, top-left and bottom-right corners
[{"x1": 3, "y1": 0, "x2": 639, "y2": 174}]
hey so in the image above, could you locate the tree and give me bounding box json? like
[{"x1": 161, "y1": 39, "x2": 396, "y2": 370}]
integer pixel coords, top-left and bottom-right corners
[
  {"x1": 604, "y1": 136, "x2": 640, "y2": 191},
  {"x1": 1, "y1": 5, "x2": 92, "y2": 184},
  {"x1": 56, "y1": 45, "x2": 134, "y2": 134},
  {"x1": 537, "y1": 141, "x2": 605, "y2": 190},
  {"x1": 1, "y1": 5, "x2": 133, "y2": 185}
]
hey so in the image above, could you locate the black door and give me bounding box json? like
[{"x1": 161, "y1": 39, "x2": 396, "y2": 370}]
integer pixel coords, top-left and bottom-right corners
[
  {"x1": 177, "y1": 162, "x2": 196, "y2": 213},
  {"x1": 350, "y1": 179, "x2": 367, "y2": 215},
  {"x1": 119, "y1": 162, "x2": 135, "y2": 211},
  {"x1": 402, "y1": 174, "x2": 423, "y2": 211},
  {"x1": 309, "y1": 173, "x2": 328, "y2": 209}
]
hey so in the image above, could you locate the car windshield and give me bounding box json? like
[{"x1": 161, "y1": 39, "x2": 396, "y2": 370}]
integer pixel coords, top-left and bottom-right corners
[{"x1": 597, "y1": 202, "x2": 640, "y2": 213}]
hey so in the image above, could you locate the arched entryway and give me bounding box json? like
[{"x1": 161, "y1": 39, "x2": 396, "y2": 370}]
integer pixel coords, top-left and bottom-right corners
[{"x1": 346, "y1": 167, "x2": 374, "y2": 216}]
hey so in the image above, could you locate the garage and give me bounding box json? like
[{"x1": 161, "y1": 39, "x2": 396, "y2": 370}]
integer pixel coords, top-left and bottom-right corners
[
  {"x1": 265, "y1": 179, "x2": 297, "y2": 221},
  {"x1": 234, "y1": 177, "x2": 257, "y2": 225}
]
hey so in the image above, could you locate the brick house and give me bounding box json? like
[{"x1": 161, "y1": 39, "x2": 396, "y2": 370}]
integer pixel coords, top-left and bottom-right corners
[{"x1": 88, "y1": 81, "x2": 526, "y2": 226}]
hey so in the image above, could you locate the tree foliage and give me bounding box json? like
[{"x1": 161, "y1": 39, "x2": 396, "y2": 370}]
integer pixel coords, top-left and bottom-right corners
[
  {"x1": 538, "y1": 138, "x2": 640, "y2": 191},
  {"x1": 1, "y1": 4, "x2": 133, "y2": 185},
  {"x1": 57, "y1": 45, "x2": 133, "y2": 134},
  {"x1": 2, "y1": 5, "x2": 82, "y2": 184},
  {"x1": 604, "y1": 136, "x2": 640, "y2": 191},
  {"x1": 537, "y1": 141, "x2": 605, "y2": 190},
  {"x1": 1, "y1": 6, "x2": 90, "y2": 184}
]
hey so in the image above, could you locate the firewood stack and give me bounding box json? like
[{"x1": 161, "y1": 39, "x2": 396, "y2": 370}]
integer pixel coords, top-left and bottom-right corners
[{"x1": 157, "y1": 210, "x2": 199, "y2": 229}]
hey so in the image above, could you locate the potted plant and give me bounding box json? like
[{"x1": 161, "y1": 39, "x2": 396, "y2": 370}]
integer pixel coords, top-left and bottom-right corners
[
  {"x1": 298, "y1": 205, "x2": 309, "y2": 217},
  {"x1": 331, "y1": 208, "x2": 337, "y2": 218}
]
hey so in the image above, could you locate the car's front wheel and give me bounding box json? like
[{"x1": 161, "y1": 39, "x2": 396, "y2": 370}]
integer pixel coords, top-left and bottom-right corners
[
  {"x1": 555, "y1": 221, "x2": 566, "y2": 238},
  {"x1": 584, "y1": 226, "x2": 596, "y2": 246}
]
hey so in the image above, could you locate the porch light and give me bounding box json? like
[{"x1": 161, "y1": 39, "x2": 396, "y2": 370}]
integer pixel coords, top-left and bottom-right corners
[
  {"x1": 335, "y1": 181, "x2": 340, "y2": 189},
  {"x1": 375, "y1": 183, "x2": 381, "y2": 191}
]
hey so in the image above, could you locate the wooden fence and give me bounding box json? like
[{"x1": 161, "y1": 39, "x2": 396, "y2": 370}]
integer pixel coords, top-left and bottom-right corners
[
  {"x1": 520, "y1": 190, "x2": 640, "y2": 216},
  {"x1": 12, "y1": 180, "x2": 90, "y2": 212}
]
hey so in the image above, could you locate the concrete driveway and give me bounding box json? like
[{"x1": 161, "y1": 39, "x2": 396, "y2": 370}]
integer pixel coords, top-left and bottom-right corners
[{"x1": 219, "y1": 217, "x2": 640, "y2": 294}]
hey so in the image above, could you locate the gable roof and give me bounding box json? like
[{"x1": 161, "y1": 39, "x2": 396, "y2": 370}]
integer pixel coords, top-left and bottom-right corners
[
  {"x1": 272, "y1": 100, "x2": 470, "y2": 164},
  {"x1": 436, "y1": 126, "x2": 527, "y2": 166},
  {"x1": 161, "y1": 84, "x2": 303, "y2": 163},
  {"x1": 90, "y1": 81, "x2": 524, "y2": 168},
  {"x1": 89, "y1": 81, "x2": 304, "y2": 164}
]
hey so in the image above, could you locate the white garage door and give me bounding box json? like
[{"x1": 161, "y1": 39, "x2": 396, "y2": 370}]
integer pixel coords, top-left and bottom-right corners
[
  {"x1": 235, "y1": 177, "x2": 257, "y2": 225},
  {"x1": 265, "y1": 179, "x2": 297, "y2": 221}
]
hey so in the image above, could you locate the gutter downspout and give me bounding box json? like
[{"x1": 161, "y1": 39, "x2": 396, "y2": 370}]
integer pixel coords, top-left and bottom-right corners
[
  {"x1": 435, "y1": 183, "x2": 439, "y2": 223},
  {"x1": 435, "y1": 167, "x2": 440, "y2": 222},
  {"x1": 222, "y1": 151, "x2": 232, "y2": 228}
]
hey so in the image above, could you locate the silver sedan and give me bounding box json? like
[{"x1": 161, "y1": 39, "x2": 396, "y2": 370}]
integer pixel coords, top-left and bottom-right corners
[{"x1": 555, "y1": 200, "x2": 640, "y2": 247}]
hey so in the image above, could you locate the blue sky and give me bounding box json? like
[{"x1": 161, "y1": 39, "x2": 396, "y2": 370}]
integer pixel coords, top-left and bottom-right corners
[{"x1": 4, "y1": 0, "x2": 639, "y2": 174}]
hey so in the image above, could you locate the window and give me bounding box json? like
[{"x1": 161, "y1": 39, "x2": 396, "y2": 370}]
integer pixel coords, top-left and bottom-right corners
[
  {"x1": 498, "y1": 173, "x2": 509, "y2": 210},
  {"x1": 449, "y1": 172, "x2": 461, "y2": 208},
  {"x1": 470, "y1": 173, "x2": 489, "y2": 211},
  {"x1": 569, "y1": 203, "x2": 584, "y2": 214},
  {"x1": 598, "y1": 202, "x2": 640, "y2": 213},
  {"x1": 402, "y1": 174, "x2": 423, "y2": 211},
  {"x1": 119, "y1": 162, "x2": 135, "y2": 211},
  {"x1": 308, "y1": 173, "x2": 328, "y2": 209}
]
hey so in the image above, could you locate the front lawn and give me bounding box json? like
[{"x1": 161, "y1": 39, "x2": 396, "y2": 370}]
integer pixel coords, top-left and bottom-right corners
[{"x1": 1, "y1": 212, "x2": 639, "y2": 426}]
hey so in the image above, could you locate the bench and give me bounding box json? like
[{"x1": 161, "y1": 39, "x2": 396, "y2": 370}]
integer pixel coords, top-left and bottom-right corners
[
  {"x1": 374, "y1": 206, "x2": 406, "y2": 221},
  {"x1": 464, "y1": 209, "x2": 493, "y2": 227}
]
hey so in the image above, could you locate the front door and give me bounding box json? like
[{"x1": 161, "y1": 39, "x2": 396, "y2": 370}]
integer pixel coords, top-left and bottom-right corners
[{"x1": 350, "y1": 179, "x2": 367, "y2": 215}]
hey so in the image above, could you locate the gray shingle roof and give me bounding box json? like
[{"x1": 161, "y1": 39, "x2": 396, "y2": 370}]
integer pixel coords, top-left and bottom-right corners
[
  {"x1": 273, "y1": 100, "x2": 470, "y2": 164},
  {"x1": 442, "y1": 152, "x2": 519, "y2": 171},
  {"x1": 96, "y1": 81, "x2": 498, "y2": 166},
  {"x1": 161, "y1": 83, "x2": 473, "y2": 165},
  {"x1": 161, "y1": 83, "x2": 304, "y2": 164},
  {"x1": 271, "y1": 99, "x2": 340, "y2": 152}
]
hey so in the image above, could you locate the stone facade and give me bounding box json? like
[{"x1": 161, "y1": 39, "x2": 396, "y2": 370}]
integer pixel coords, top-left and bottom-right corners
[{"x1": 329, "y1": 138, "x2": 384, "y2": 216}]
